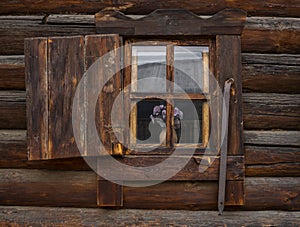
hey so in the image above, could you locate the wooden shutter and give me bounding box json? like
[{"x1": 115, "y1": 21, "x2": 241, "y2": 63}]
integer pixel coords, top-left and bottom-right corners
[{"x1": 25, "y1": 34, "x2": 123, "y2": 160}]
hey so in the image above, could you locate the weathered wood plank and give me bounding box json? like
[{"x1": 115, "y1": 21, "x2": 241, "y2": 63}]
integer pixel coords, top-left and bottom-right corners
[
  {"x1": 0, "y1": 16, "x2": 300, "y2": 54},
  {"x1": 1, "y1": 130, "x2": 299, "y2": 177},
  {"x1": 1, "y1": 91, "x2": 299, "y2": 131},
  {"x1": 0, "y1": 91, "x2": 26, "y2": 129},
  {"x1": 1, "y1": 54, "x2": 299, "y2": 92},
  {"x1": 244, "y1": 131, "x2": 300, "y2": 147},
  {"x1": 243, "y1": 93, "x2": 300, "y2": 130},
  {"x1": 0, "y1": 169, "x2": 97, "y2": 207},
  {"x1": 48, "y1": 36, "x2": 85, "y2": 159},
  {"x1": 25, "y1": 38, "x2": 49, "y2": 160},
  {"x1": 245, "y1": 146, "x2": 300, "y2": 177},
  {"x1": 1, "y1": 207, "x2": 299, "y2": 226},
  {"x1": 97, "y1": 156, "x2": 244, "y2": 181},
  {"x1": 95, "y1": 9, "x2": 247, "y2": 36},
  {"x1": 0, "y1": 55, "x2": 24, "y2": 90},
  {"x1": 216, "y1": 35, "x2": 243, "y2": 155},
  {"x1": 242, "y1": 64, "x2": 300, "y2": 93},
  {"x1": 0, "y1": 169, "x2": 299, "y2": 210},
  {"x1": 0, "y1": 0, "x2": 299, "y2": 17}
]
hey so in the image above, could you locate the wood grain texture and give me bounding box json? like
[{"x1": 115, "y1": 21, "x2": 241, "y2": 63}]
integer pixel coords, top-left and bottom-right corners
[
  {"x1": 0, "y1": 55, "x2": 24, "y2": 90},
  {"x1": 1, "y1": 207, "x2": 299, "y2": 226},
  {"x1": 1, "y1": 169, "x2": 298, "y2": 210},
  {"x1": 0, "y1": 90, "x2": 26, "y2": 129},
  {"x1": 1, "y1": 53, "x2": 299, "y2": 93},
  {"x1": 0, "y1": 0, "x2": 299, "y2": 17},
  {"x1": 243, "y1": 93, "x2": 300, "y2": 130},
  {"x1": 25, "y1": 38, "x2": 48, "y2": 160},
  {"x1": 0, "y1": 16, "x2": 299, "y2": 54},
  {"x1": 47, "y1": 36, "x2": 85, "y2": 159},
  {"x1": 85, "y1": 34, "x2": 123, "y2": 156},
  {"x1": 97, "y1": 180, "x2": 123, "y2": 207},
  {"x1": 244, "y1": 131, "x2": 300, "y2": 147},
  {"x1": 216, "y1": 35, "x2": 243, "y2": 155},
  {"x1": 95, "y1": 9, "x2": 247, "y2": 36}
]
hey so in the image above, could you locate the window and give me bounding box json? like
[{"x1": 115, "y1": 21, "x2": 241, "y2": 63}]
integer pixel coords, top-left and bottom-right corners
[
  {"x1": 25, "y1": 9, "x2": 246, "y2": 211},
  {"x1": 125, "y1": 41, "x2": 211, "y2": 151}
]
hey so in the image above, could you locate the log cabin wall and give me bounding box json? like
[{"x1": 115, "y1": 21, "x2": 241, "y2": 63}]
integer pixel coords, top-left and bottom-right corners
[{"x1": 0, "y1": 0, "x2": 299, "y2": 217}]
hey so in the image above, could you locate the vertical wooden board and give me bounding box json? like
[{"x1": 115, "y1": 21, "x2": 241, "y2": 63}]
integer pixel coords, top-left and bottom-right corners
[
  {"x1": 48, "y1": 36, "x2": 85, "y2": 159},
  {"x1": 216, "y1": 35, "x2": 243, "y2": 156},
  {"x1": 25, "y1": 38, "x2": 49, "y2": 160},
  {"x1": 97, "y1": 179, "x2": 123, "y2": 207},
  {"x1": 225, "y1": 181, "x2": 244, "y2": 206},
  {"x1": 85, "y1": 34, "x2": 123, "y2": 156}
]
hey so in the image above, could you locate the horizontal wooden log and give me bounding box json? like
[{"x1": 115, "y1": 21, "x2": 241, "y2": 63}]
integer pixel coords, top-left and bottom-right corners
[
  {"x1": 98, "y1": 156, "x2": 244, "y2": 181},
  {"x1": 244, "y1": 131, "x2": 300, "y2": 147},
  {"x1": 1, "y1": 207, "x2": 300, "y2": 226},
  {"x1": 0, "y1": 130, "x2": 92, "y2": 170},
  {"x1": 0, "y1": 55, "x2": 24, "y2": 90},
  {"x1": 245, "y1": 146, "x2": 300, "y2": 177},
  {"x1": 2, "y1": 90, "x2": 299, "y2": 130},
  {"x1": 1, "y1": 130, "x2": 298, "y2": 177},
  {"x1": 242, "y1": 63, "x2": 300, "y2": 94},
  {"x1": 0, "y1": 169, "x2": 97, "y2": 207},
  {"x1": 244, "y1": 177, "x2": 300, "y2": 211},
  {"x1": 243, "y1": 93, "x2": 300, "y2": 130},
  {"x1": 0, "y1": 16, "x2": 300, "y2": 54},
  {"x1": 0, "y1": 0, "x2": 299, "y2": 17},
  {"x1": 2, "y1": 53, "x2": 299, "y2": 93},
  {"x1": 0, "y1": 90, "x2": 26, "y2": 129},
  {"x1": 0, "y1": 169, "x2": 299, "y2": 210}
]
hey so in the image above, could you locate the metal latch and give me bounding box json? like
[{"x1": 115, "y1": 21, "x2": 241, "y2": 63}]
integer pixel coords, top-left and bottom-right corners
[{"x1": 218, "y1": 78, "x2": 234, "y2": 215}]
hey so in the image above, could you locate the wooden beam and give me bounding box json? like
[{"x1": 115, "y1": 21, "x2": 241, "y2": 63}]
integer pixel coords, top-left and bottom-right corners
[
  {"x1": 1, "y1": 53, "x2": 299, "y2": 93},
  {"x1": 244, "y1": 131, "x2": 300, "y2": 147},
  {"x1": 1, "y1": 207, "x2": 299, "y2": 226},
  {"x1": 243, "y1": 93, "x2": 300, "y2": 130},
  {"x1": 0, "y1": 55, "x2": 24, "y2": 90},
  {"x1": 0, "y1": 16, "x2": 300, "y2": 54},
  {"x1": 0, "y1": 169, "x2": 298, "y2": 210},
  {"x1": 0, "y1": 91, "x2": 26, "y2": 129},
  {"x1": 0, "y1": 0, "x2": 299, "y2": 17}
]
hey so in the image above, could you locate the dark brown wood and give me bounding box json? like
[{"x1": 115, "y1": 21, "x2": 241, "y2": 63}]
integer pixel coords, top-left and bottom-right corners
[
  {"x1": 243, "y1": 93, "x2": 300, "y2": 130},
  {"x1": 97, "y1": 180, "x2": 123, "y2": 207},
  {"x1": 0, "y1": 91, "x2": 26, "y2": 129},
  {"x1": 97, "y1": 156, "x2": 244, "y2": 181},
  {"x1": 0, "y1": 56, "x2": 24, "y2": 90},
  {"x1": 0, "y1": 169, "x2": 97, "y2": 207},
  {"x1": 95, "y1": 9, "x2": 247, "y2": 36},
  {"x1": 1, "y1": 16, "x2": 299, "y2": 55},
  {"x1": 85, "y1": 34, "x2": 123, "y2": 156},
  {"x1": 25, "y1": 37, "x2": 49, "y2": 160},
  {"x1": 244, "y1": 131, "x2": 300, "y2": 147},
  {"x1": 48, "y1": 36, "x2": 84, "y2": 159},
  {"x1": 3, "y1": 90, "x2": 298, "y2": 132},
  {"x1": 0, "y1": 168, "x2": 299, "y2": 210},
  {"x1": 1, "y1": 0, "x2": 299, "y2": 17},
  {"x1": 216, "y1": 35, "x2": 244, "y2": 156},
  {"x1": 1, "y1": 207, "x2": 300, "y2": 226},
  {"x1": 1, "y1": 53, "x2": 298, "y2": 92},
  {"x1": 242, "y1": 64, "x2": 300, "y2": 94},
  {"x1": 0, "y1": 16, "x2": 95, "y2": 55}
]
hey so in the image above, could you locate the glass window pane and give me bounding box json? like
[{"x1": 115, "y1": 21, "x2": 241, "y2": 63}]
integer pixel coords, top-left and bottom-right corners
[
  {"x1": 132, "y1": 46, "x2": 166, "y2": 93},
  {"x1": 135, "y1": 99, "x2": 167, "y2": 145},
  {"x1": 174, "y1": 46, "x2": 209, "y2": 94},
  {"x1": 174, "y1": 100, "x2": 203, "y2": 144}
]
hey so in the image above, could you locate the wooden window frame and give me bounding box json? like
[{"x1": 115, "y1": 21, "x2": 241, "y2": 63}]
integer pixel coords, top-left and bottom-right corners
[{"x1": 124, "y1": 38, "x2": 213, "y2": 154}]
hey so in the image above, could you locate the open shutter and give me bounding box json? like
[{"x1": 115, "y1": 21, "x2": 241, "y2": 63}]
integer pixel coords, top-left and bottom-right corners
[{"x1": 25, "y1": 34, "x2": 123, "y2": 160}]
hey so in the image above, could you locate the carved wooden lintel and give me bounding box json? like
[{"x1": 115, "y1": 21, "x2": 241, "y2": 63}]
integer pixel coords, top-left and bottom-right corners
[{"x1": 95, "y1": 8, "x2": 247, "y2": 36}]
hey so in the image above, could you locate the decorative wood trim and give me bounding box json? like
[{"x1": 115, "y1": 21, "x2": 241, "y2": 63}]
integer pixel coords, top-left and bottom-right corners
[{"x1": 95, "y1": 8, "x2": 247, "y2": 36}]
